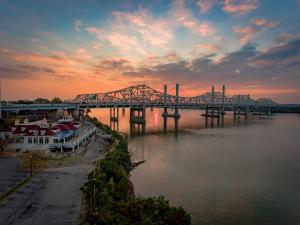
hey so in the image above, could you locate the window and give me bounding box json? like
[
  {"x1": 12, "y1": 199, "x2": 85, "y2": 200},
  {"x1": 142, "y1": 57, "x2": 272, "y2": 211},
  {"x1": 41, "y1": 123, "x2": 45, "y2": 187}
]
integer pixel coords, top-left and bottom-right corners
[
  {"x1": 39, "y1": 137, "x2": 44, "y2": 144},
  {"x1": 28, "y1": 137, "x2": 32, "y2": 144},
  {"x1": 45, "y1": 137, "x2": 49, "y2": 144},
  {"x1": 34, "y1": 137, "x2": 37, "y2": 144}
]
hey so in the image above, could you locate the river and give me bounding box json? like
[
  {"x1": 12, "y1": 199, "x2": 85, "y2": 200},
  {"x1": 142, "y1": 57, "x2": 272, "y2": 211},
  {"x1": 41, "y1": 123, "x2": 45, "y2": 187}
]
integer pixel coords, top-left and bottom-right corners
[{"x1": 90, "y1": 108, "x2": 300, "y2": 225}]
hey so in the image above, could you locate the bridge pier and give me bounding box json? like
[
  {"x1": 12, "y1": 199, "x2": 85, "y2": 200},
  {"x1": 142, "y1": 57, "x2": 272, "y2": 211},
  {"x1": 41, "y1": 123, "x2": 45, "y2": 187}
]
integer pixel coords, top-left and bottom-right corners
[
  {"x1": 233, "y1": 95, "x2": 250, "y2": 119},
  {"x1": 110, "y1": 107, "x2": 119, "y2": 122},
  {"x1": 130, "y1": 107, "x2": 146, "y2": 124},
  {"x1": 110, "y1": 107, "x2": 119, "y2": 131},
  {"x1": 201, "y1": 85, "x2": 221, "y2": 118},
  {"x1": 162, "y1": 84, "x2": 181, "y2": 118},
  {"x1": 162, "y1": 85, "x2": 168, "y2": 117},
  {"x1": 163, "y1": 116, "x2": 179, "y2": 135}
]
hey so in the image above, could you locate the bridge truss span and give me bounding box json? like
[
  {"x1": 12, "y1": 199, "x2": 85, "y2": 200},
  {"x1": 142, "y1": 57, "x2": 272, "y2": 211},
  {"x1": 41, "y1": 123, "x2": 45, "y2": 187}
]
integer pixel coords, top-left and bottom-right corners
[{"x1": 73, "y1": 84, "x2": 277, "y2": 109}]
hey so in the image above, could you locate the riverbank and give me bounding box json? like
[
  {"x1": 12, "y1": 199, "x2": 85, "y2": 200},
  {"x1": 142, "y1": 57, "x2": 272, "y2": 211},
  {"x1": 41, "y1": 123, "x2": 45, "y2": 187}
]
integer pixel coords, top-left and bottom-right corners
[{"x1": 79, "y1": 117, "x2": 191, "y2": 225}]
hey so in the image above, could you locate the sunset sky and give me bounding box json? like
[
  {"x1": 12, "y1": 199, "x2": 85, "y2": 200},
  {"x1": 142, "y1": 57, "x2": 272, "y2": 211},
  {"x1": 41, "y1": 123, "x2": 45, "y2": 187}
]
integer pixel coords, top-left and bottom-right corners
[{"x1": 0, "y1": 0, "x2": 299, "y2": 103}]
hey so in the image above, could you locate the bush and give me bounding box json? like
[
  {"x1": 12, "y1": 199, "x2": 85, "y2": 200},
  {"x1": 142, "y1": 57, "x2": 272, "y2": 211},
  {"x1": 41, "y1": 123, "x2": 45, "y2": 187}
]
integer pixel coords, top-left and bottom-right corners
[{"x1": 81, "y1": 118, "x2": 191, "y2": 225}]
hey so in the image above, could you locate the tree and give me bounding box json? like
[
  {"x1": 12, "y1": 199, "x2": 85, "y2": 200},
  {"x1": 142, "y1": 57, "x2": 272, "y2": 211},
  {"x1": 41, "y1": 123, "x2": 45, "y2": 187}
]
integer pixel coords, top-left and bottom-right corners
[
  {"x1": 51, "y1": 97, "x2": 63, "y2": 104},
  {"x1": 33, "y1": 98, "x2": 50, "y2": 104}
]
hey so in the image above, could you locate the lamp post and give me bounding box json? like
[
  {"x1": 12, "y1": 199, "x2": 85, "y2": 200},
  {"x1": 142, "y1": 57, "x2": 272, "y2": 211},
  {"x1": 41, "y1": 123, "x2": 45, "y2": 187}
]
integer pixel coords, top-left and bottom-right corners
[{"x1": 30, "y1": 154, "x2": 33, "y2": 176}]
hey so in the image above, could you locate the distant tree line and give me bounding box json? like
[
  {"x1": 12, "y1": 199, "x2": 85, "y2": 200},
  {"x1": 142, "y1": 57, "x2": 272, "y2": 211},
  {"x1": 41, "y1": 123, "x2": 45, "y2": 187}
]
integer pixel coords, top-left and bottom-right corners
[
  {"x1": 1, "y1": 97, "x2": 63, "y2": 105},
  {"x1": 80, "y1": 118, "x2": 191, "y2": 225}
]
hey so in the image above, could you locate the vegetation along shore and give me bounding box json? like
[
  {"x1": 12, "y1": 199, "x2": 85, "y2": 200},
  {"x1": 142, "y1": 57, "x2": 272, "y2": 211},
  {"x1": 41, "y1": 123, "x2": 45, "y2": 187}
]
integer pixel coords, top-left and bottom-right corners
[{"x1": 79, "y1": 117, "x2": 191, "y2": 225}]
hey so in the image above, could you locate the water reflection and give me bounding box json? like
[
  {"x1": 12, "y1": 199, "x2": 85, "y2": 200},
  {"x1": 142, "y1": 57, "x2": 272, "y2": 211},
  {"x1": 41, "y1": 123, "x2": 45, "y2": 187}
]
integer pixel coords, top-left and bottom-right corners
[
  {"x1": 90, "y1": 108, "x2": 252, "y2": 137},
  {"x1": 88, "y1": 109, "x2": 300, "y2": 225}
]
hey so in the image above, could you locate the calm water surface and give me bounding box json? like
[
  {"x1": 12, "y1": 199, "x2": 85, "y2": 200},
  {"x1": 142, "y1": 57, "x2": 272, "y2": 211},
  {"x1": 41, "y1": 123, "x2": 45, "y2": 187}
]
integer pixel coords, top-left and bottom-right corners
[{"x1": 90, "y1": 109, "x2": 300, "y2": 225}]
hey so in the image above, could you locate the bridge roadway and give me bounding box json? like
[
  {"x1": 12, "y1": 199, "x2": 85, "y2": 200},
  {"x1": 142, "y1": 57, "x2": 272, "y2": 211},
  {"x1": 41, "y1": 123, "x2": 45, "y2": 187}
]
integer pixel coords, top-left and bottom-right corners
[
  {"x1": 1, "y1": 84, "x2": 299, "y2": 113},
  {"x1": 1, "y1": 102, "x2": 285, "y2": 113}
]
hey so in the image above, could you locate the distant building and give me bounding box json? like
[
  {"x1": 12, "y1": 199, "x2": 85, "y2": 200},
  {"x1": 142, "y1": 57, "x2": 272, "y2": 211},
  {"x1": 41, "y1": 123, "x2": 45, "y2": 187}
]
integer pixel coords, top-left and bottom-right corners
[{"x1": 4, "y1": 112, "x2": 96, "y2": 154}]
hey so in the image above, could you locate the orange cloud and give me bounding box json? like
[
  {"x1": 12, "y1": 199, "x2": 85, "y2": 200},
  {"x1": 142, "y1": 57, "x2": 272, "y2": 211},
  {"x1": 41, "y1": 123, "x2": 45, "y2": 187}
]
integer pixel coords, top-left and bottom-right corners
[
  {"x1": 223, "y1": 0, "x2": 259, "y2": 15},
  {"x1": 233, "y1": 26, "x2": 256, "y2": 44}
]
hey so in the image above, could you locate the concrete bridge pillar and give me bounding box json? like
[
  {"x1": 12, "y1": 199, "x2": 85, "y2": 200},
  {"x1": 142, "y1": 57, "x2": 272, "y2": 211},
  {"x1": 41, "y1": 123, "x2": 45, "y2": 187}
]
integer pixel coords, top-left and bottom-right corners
[
  {"x1": 110, "y1": 107, "x2": 119, "y2": 130},
  {"x1": 174, "y1": 83, "x2": 180, "y2": 118},
  {"x1": 130, "y1": 107, "x2": 146, "y2": 124},
  {"x1": 211, "y1": 85, "x2": 215, "y2": 116},
  {"x1": 162, "y1": 85, "x2": 168, "y2": 117},
  {"x1": 221, "y1": 84, "x2": 225, "y2": 115}
]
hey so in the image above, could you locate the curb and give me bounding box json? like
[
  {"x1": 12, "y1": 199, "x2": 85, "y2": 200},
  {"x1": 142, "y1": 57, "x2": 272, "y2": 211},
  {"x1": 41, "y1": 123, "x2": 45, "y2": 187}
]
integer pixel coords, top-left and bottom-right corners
[{"x1": 0, "y1": 172, "x2": 39, "y2": 204}]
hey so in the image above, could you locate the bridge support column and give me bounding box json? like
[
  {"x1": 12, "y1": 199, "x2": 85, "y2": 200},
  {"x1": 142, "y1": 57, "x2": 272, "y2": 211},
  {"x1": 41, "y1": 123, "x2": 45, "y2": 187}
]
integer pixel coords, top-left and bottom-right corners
[
  {"x1": 201, "y1": 85, "x2": 220, "y2": 119},
  {"x1": 211, "y1": 85, "x2": 215, "y2": 116},
  {"x1": 174, "y1": 83, "x2": 180, "y2": 118},
  {"x1": 130, "y1": 107, "x2": 146, "y2": 124},
  {"x1": 162, "y1": 85, "x2": 168, "y2": 117},
  {"x1": 221, "y1": 84, "x2": 225, "y2": 116},
  {"x1": 110, "y1": 107, "x2": 119, "y2": 131}
]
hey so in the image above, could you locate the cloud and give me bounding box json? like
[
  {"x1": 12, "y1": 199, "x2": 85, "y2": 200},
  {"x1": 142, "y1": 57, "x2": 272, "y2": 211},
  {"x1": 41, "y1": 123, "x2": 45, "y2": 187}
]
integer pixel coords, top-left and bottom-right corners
[
  {"x1": 251, "y1": 39, "x2": 300, "y2": 65},
  {"x1": 171, "y1": 0, "x2": 216, "y2": 37},
  {"x1": 233, "y1": 18, "x2": 278, "y2": 44},
  {"x1": 192, "y1": 44, "x2": 222, "y2": 56},
  {"x1": 113, "y1": 9, "x2": 173, "y2": 49},
  {"x1": 198, "y1": 22, "x2": 216, "y2": 36},
  {"x1": 197, "y1": 0, "x2": 217, "y2": 14},
  {"x1": 252, "y1": 18, "x2": 278, "y2": 29},
  {"x1": 233, "y1": 26, "x2": 256, "y2": 44},
  {"x1": 223, "y1": 0, "x2": 259, "y2": 15},
  {"x1": 0, "y1": 64, "x2": 54, "y2": 79},
  {"x1": 122, "y1": 40, "x2": 300, "y2": 100},
  {"x1": 98, "y1": 57, "x2": 133, "y2": 70},
  {"x1": 86, "y1": 26, "x2": 105, "y2": 39},
  {"x1": 275, "y1": 32, "x2": 295, "y2": 44}
]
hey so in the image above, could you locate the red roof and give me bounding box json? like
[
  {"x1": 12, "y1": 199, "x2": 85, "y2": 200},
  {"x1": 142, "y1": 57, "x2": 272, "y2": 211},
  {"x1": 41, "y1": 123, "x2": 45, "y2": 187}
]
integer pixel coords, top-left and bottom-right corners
[
  {"x1": 57, "y1": 124, "x2": 78, "y2": 131},
  {"x1": 11, "y1": 125, "x2": 39, "y2": 135},
  {"x1": 25, "y1": 128, "x2": 56, "y2": 136},
  {"x1": 12, "y1": 122, "x2": 78, "y2": 137}
]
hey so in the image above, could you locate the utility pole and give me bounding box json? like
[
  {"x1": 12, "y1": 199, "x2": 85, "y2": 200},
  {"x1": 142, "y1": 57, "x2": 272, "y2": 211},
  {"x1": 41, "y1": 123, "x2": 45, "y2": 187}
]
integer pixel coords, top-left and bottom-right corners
[
  {"x1": 30, "y1": 154, "x2": 33, "y2": 176},
  {"x1": 0, "y1": 80, "x2": 2, "y2": 119}
]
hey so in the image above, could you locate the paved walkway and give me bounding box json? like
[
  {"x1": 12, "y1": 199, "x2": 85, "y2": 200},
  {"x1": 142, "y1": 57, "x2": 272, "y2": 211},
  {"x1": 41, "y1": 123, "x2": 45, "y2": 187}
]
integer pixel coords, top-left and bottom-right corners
[
  {"x1": 0, "y1": 137, "x2": 111, "y2": 225},
  {"x1": 0, "y1": 157, "x2": 29, "y2": 197}
]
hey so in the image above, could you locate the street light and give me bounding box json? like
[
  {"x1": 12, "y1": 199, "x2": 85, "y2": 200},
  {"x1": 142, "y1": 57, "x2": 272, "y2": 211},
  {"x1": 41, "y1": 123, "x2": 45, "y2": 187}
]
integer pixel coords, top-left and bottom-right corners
[{"x1": 30, "y1": 154, "x2": 33, "y2": 176}]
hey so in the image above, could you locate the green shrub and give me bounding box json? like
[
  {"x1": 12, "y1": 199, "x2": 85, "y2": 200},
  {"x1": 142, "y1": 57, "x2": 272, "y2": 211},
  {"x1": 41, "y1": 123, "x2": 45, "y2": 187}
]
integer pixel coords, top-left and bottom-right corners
[{"x1": 81, "y1": 118, "x2": 191, "y2": 225}]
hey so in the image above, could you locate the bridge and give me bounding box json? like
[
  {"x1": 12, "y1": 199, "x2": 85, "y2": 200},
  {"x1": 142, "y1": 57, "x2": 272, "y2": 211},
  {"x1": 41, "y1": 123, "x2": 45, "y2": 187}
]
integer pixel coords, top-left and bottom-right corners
[
  {"x1": 73, "y1": 84, "x2": 276, "y2": 108},
  {"x1": 0, "y1": 84, "x2": 289, "y2": 119}
]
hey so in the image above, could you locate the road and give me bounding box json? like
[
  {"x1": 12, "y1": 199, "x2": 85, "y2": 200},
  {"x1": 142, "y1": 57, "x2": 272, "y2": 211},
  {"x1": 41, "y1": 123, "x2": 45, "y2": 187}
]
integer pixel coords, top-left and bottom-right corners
[
  {"x1": 0, "y1": 137, "x2": 111, "y2": 225},
  {"x1": 0, "y1": 157, "x2": 29, "y2": 197}
]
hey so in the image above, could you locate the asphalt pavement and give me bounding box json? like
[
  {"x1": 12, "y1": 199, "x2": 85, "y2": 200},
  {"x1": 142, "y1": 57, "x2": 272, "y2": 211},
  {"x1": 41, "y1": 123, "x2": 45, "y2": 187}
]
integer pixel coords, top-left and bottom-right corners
[{"x1": 0, "y1": 137, "x2": 111, "y2": 225}]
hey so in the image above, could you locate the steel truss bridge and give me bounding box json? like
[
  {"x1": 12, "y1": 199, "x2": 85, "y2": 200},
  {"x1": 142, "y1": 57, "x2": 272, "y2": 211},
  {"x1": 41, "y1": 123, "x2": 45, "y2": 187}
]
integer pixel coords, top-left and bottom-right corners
[
  {"x1": 1, "y1": 84, "x2": 283, "y2": 115},
  {"x1": 73, "y1": 84, "x2": 276, "y2": 109}
]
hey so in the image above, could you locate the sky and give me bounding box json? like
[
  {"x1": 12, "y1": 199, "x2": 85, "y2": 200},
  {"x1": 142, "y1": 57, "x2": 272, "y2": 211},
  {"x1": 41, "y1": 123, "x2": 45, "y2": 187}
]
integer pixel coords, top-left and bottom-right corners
[{"x1": 0, "y1": 0, "x2": 299, "y2": 103}]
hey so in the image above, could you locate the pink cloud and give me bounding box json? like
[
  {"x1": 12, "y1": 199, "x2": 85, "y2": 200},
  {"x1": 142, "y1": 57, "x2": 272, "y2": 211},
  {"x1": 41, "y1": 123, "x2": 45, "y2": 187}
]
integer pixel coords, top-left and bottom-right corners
[
  {"x1": 233, "y1": 26, "x2": 256, "y2": 44},
  {"x1": 223, "y1": 0, "x2": 259, "y2": 15},
  {"x1": 86, "y1": 27, "x2": 105, "y2": 39},
  {"x1": 197, "y1": 0, "x2": 217, "y2": 14},
  {"x1": 233, "y1": 18, "x2": 278, "y2": 44},
  {"x1": 198, "y1": 22, "x2": 216, "y2": 36},
  {"x1": 171, "y1": 0, "x2": 198, "y2": 29},
  {"x1": 253, "y1": 18, "x2": 278, "y2": 28},
  {"x1": 110, "y1": 9, "x2": 173, "y2": 50},
  {"x1": 196, "y1": 43, "x2": 222, "y2": 52},
  {"x1": 171, "y1": 0, "x2": 216, "y2": 37}
]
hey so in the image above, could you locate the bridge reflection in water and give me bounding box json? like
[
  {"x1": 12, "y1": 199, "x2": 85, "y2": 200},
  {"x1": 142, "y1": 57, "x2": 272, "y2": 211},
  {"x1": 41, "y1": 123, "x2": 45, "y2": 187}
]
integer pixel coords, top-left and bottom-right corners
[{"x1": 96, "y1": 106, "x2": 252, "y2": 138}]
